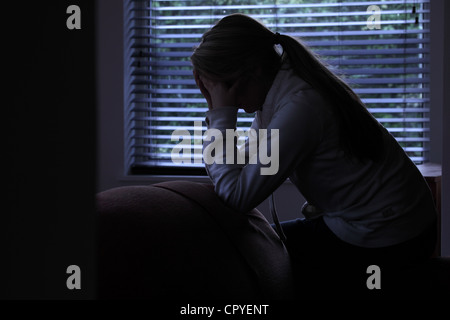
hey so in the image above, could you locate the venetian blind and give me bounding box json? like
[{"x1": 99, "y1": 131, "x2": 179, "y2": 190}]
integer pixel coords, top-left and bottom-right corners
[{"x1": 124, "y1": 0, "x2": 430, "y2": 174}]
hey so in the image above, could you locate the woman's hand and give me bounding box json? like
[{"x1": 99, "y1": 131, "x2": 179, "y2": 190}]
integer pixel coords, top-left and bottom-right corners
[
  {"x1": 194, "y1": 70, "x2": 242, "y2": 110},
  {"x1": 194, "y1": 69, "x2": 213, "y2": 109},
  {"x1": 200, "y1": 76, "x2": 239, "y2": 109}
]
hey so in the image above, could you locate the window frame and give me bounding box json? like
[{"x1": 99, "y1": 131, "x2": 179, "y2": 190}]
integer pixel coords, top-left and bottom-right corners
[{"x1": 122, "y1": 0, "x2": 432, "y2": 176}]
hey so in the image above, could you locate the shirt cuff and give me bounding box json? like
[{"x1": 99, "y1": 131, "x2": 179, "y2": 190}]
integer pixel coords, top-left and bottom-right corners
[{"x1": 205, "y1": 107, "x2": 239, "y2": 130}]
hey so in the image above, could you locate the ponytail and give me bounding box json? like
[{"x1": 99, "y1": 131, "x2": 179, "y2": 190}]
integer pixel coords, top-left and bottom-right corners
[{"x1": 276, "y1": 33, "x2": 384, "y2": 162}]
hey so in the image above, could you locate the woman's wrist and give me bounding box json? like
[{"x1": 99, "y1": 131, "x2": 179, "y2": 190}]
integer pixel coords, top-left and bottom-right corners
[{"x1": 205, "y1": 107, "x2": 239, "y2": 129}]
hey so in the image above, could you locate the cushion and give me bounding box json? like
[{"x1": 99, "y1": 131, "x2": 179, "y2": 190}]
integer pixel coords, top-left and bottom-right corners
[{"x1": 96, "y1": 180, "x2": 295, "y2": 299}]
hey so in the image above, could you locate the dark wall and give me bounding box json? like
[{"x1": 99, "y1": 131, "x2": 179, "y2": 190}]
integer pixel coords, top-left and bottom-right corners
[{"x1": 3, "y1": 1, "x2": 96, "y2": 299}]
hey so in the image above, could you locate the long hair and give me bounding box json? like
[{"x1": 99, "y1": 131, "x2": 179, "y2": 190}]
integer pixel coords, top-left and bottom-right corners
[{"x1": 191, "y1": 13, "x2": 384, "y2": 162}]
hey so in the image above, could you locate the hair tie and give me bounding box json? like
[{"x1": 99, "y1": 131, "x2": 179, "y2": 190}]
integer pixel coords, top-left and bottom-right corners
[{"x1": 273, "y1": 32, "x2": 281, "y2": 45}]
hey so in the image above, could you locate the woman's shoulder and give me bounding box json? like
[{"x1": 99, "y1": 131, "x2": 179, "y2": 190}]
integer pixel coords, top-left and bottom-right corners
[
  {"x1": 274, "y1": 67, "x2": 332, "y2": 111},
  {"x1": 283, "y1": 82, "x2": 335, "y2": 124},
  {"x1": 258, "y1": 66, "x2": 334, "y2": 127}
]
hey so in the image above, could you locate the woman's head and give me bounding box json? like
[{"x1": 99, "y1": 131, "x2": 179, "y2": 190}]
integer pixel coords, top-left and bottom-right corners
[{"x1": 191, "y1": 14, "x2": 281, "y2": 85}]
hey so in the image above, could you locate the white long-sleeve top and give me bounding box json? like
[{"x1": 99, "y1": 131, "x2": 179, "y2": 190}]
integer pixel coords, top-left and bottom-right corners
[{"x1": 203, "y1": 65, "x2": 437, "y2": 248}]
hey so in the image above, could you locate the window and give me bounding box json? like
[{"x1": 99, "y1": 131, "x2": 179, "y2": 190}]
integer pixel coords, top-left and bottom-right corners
[{"x1": 124, "y1": 0, "x2": 430, "y2": 174}]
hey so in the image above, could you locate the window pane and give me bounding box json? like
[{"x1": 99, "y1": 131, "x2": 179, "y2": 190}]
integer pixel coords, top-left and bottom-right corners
[{"x1": 125, "y1": 0, "x2": 430, "y2": 173}]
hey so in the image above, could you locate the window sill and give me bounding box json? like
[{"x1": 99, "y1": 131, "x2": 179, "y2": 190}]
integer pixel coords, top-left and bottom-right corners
[
  {"x1": 119, "y1": 174, "x2": 211, "y2": 185},
  {"x1": 119, "y1": 174, "x2": 295, "y2": 186}
]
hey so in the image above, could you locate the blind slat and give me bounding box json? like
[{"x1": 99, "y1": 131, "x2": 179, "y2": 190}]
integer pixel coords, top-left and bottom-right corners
[
  {"x1": 132, "y1": 29, "x2": 429, "y2": 40},
  {"x1": 144, "y1": 10, "x2": 429, "y2": 21},
  {"x1": 138, "y1": 20, "x2": 430, "y2": 30},
  {"x1": 149, "y1": 0, "x2": 428, "y2": 10},
  {"x1": 132, "y1": 67, "x2": 429, "y2": 76},
  {"x1": 133, "y1": 57, "x2": 429, "y2": 68},
  {"x1": 133, "y1": 48, "x2": 429, "y2": 59}
]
